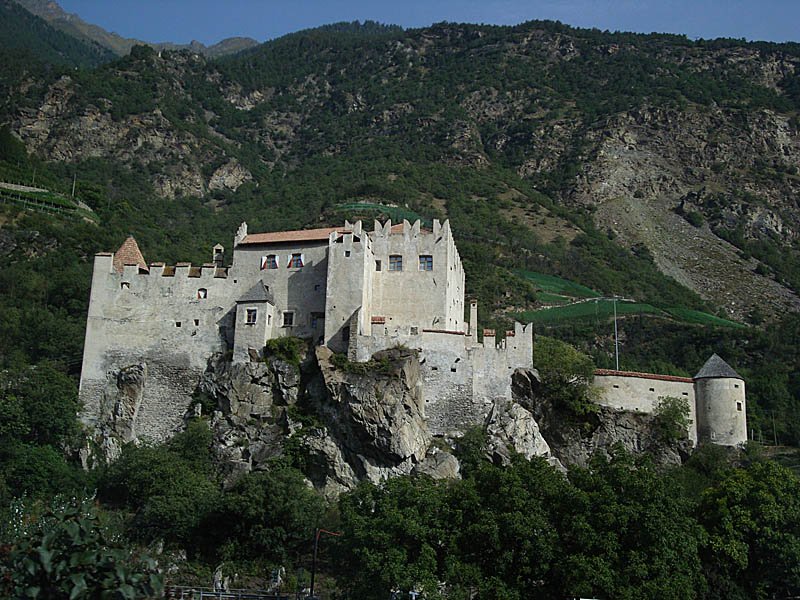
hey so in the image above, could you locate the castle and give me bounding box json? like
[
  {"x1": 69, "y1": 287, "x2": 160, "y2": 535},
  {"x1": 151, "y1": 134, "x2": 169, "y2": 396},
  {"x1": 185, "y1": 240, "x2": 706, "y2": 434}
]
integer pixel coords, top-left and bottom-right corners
[
  {"x1": 79, "y1": 219, "x2": 533, "y2": 443},
  {"x1": 78, "y1": 219, "x2": 747, "y2": 448}
]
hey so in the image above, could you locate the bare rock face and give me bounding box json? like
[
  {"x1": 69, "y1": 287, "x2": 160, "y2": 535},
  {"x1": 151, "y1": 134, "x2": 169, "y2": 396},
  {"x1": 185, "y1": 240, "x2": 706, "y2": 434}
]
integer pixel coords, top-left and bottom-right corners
[
  {"x1": 91, "y1": 363, "x2": 148, "y2": 451},
  {"x1": 412, "y1": 447, "x2": 461, "y2": 480},
  {"x1": 301, "y1": 429, "x2": 360, "y2": 501},
  {"x1": 313, "y1": 346, "x2": 433, "y2": 483},
  {"x1": 485, "y1": 397, "x2": 553, "y2": 465},
  {"x1": 208, "y1": 159, "x2": 253, "y2": 192}
]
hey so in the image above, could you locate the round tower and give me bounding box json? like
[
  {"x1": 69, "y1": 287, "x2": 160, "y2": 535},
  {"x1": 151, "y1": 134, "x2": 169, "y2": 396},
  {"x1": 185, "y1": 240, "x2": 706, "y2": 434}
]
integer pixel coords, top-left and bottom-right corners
[{"x1": 694, "y1": 354, "x2": 747, "y2": 446}]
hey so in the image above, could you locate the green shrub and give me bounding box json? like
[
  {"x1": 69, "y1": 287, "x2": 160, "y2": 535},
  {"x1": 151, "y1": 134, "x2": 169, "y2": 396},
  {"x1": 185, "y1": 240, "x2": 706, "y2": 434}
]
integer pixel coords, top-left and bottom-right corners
[
  {"x1": 264, "y1": 337, "x2": 305, "y2": 367},
  {"x1": 654, "y1": 395, "x2": 691, "y2": 442}
]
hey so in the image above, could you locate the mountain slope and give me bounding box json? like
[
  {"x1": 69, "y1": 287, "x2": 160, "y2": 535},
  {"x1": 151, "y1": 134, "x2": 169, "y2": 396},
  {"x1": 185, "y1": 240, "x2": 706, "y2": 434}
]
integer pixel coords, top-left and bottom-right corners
[
  {"x1": 0, "y1": 0, "x2": 113, "y2": 67},
  {"x1": 14, "y1": 0, "x2": 259, "y2": 57},
  {"x1": 5, "y1": 21, "x2": 800, "y2": 321}
]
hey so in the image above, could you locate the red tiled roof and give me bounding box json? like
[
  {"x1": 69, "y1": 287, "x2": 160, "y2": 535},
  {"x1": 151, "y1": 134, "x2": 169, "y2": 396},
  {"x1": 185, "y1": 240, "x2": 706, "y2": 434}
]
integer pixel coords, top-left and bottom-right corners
[
  {"x1": 240, "y1": 227, "x2": 349, "y2": 245},
  {"x1": 113, "y1": 237, "x2": 148, "y2": 273},
  {"x1": 594, "y1": 369, "x2": 694, "y2": 383}
]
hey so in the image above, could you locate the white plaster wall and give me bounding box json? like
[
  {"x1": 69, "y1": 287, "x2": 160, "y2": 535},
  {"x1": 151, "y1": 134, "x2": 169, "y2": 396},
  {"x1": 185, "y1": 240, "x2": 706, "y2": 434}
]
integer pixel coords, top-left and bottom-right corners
[
  {"x1": 695, "y1": 378, "x2": 747, "y2": 446},
  {"x1": 231, "y1": 241, "x2": 328, "y2": 341},
  {"x1": 79, "y1": 254, "x2": 239, "y2": 442},
  {"x1": 594, "y1": 374, "x2": 698, "y2": 444},
  {"x1": 233, "y1": 301, "x2": 276, "y2": 362},
  {"x1": 324, "y1": 230, "x2": 372, "y2": 352},
  {"x1": 370, "y1": 220, "x2": 454, "y2": 331}
]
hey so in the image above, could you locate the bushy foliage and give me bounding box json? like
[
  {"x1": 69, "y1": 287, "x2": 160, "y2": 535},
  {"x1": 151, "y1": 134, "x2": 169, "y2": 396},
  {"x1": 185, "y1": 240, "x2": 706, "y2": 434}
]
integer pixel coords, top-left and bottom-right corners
[
  {"x1": 534, "y1": 336, "x2": 598, "y2": 417},
  {"x1": 0, "y1": 497, "x2": 162, "y2": 599},
  {"x1": 654, "y1": 395, "x2": 692, "y2": 442}
]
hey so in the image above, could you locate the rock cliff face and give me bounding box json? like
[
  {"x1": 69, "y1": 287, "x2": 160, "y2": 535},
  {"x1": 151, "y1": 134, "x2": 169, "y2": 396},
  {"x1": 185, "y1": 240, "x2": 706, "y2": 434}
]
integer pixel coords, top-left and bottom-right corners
[{"x1": 85, "y1": 341, "x2": 684, "y2": 497}]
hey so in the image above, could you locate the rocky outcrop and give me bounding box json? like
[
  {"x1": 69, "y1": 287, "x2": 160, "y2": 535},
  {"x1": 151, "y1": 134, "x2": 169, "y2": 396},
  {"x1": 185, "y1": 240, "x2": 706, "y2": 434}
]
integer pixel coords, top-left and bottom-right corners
[
  {"x1": 312, "y1": 346, "x2": 432, "y2": 483},
  {"x1": 208, "y1": 159, "x2": 253, "y2": 192},
  {"x1": 513, "y1": 368, "x2": 691, "y2": 468}
]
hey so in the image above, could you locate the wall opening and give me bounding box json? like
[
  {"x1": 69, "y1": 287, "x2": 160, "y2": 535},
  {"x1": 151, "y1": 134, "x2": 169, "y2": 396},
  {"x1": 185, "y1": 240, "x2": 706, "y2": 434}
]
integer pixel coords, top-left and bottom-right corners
[
  {"x1": 121, "y1": 282, "x2": 130, "y2": 290},
  {"x1": 246, "y1": 308, "x2": 257, "y2": 324},
  {"x1": 282, "y1": 311, "x2": 294, "y2": 327},
  {"x1": 197, "y1": 288, "x2": 208, "y2": 299},
  {"x1": 389, "y1": 255, "x2": 403, "y2": 271},
  {"x1": 737, "y1": 402, "x2": 743, "y2": 412},
  {"x1": 261, "y1": 255, "x2": 278, "y2": 270},
  {"x1": 175, "y1": 321, "x2": 182, "y2": 327},
  {"x1": 375, "y1": 260, "x2": 382, "y2": 271},
  {"x1": 193, "y1": 319, "x2": 199, "y2": 327}
]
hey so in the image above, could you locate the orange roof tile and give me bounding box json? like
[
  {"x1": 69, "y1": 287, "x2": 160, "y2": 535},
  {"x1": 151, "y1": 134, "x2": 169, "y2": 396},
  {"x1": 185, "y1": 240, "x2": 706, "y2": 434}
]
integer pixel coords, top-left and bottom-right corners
[
  {"x1": 113, "y1": 237, "x2": 148, "y2": 273},
  {"x1": 240, "y1": 227, "x2": 349, "y2": 245},
  {"x1": 594, "y1": 369, "x2": 694, "y2": 383}
]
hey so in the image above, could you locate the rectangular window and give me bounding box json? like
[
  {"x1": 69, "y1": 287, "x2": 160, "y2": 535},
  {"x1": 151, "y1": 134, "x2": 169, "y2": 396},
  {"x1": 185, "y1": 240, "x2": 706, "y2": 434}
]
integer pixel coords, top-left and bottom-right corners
[
  {"x1": 261, "y1": 255, "x2": 278, "y2": 270},
  {"x1": 289, "y1": 253, "x2": 304, "y2": 268},
  {"x1": 311, "y1": 312, "x2": 324, "y2": 329},
  {"x1": 737, "y1": 402, "x2": 743, "y2": 412},
  {"x1": 283, "y1": 311, "x2": 294, "y2": 327},
  {"x1": 375, "y1": 260, "x2": 382, "y2": 271},
  {"x1": 345, "y1": 250, "x2": 351, "y2": 257},
  {"x1": 389, "y1": 255, "x2": 403, "y2": 271},
  {"x1": 246, "y1": 308, "x2": 257, "y2": 324},
  {"x1": 419, "y1": 255, "x2": 433, "y2": 271}
]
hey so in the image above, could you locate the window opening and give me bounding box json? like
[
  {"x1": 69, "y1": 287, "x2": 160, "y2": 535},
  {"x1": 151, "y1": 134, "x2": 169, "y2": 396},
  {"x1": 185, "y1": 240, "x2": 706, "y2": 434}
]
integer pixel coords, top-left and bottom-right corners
[
  {"x1": 175, "y1": 321, "x2": 182, "y2": 328},
  {"x1": 737, "y1": 402, "x2": 743, "y2": 412},
  {"x1": 389, "y1": 255, "x2": 403, "y2": 271},
  {"x1": 197, "y1": 288, "x2": 208, "y2": 299},
  {"x1": 345, "y1": 250, "x2": 351, "y2": 257},
  {"x1": 121, "y1": 282, "x2": 130, "y2": 290},
  {"x1": 419, "y1": 255, "x2": 433, "y2": 271},
  {"x1": 649, "y1": 387, "x2": 655, "y2": 392},
  {"x1": 375, "y1": 260, "x2": 382, "y2": 271},
  {"x1": 267, "y1": 314, "x2": 272, "y2": 325},
  {"x1": 289, "y1": 254, "x2": 304, "y2": 268},
  {"x1": 261, "y1": 255, "x2": 278, "y2": 270},
  {"x1": 410, "y1": 326, "x2": 419, "y2": 335},
  {"x1": 246, "y1": 309, "x2": 257, "y2": 325},
  {"x1": 283, "y1": 311, "x2": 294, "y2": 327}
]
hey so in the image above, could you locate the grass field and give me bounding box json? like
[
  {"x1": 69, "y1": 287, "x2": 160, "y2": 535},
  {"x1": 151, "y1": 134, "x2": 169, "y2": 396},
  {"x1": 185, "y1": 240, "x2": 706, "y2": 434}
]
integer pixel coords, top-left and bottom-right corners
[
  {"x1": 515, "y1": 269, "x2": 601, "y2": 299},
  {"x1": 513, "y1": 270, "x2": 745, "y2": 329},
  {"x1": 518, "y1": 299, "x2": 662, "y2": 324}
]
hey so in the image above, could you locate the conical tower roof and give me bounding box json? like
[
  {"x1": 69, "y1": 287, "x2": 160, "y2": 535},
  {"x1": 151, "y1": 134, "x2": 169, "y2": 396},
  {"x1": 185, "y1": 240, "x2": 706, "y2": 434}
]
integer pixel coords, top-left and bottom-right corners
[
  {"x1": 694, "y1": 354, "x2": 742, "y2": 380},
  {"x1": 113, "y1": 236, "x2": 148, "y2": 273}
]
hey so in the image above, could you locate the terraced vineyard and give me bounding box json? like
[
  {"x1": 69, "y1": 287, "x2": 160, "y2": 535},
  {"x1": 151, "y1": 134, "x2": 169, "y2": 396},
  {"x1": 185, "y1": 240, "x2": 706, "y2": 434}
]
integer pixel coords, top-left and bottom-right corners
[{"x1": 516, "y1": 271, "x2": 745, "y2": 328}]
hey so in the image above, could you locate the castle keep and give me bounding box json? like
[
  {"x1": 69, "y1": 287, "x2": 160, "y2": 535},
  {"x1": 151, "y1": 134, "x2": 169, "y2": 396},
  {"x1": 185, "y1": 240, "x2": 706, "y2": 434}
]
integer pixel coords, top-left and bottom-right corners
[{"x1": 79, "y1": 219, "x2": 533, "y2": 443}]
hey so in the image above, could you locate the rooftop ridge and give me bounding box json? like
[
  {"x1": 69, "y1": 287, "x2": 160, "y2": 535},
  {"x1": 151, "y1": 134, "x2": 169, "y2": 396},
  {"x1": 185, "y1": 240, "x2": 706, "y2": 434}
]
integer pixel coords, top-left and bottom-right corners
[
  {"x1": 594, "y1": 369, "x2": 694, "y2": 384},
  {"x1": 113, "y1": 236, "x2": 148, "y2": 273},
  {"x1": 694, "y1": 353, "x2": 743, "y2": 380}
]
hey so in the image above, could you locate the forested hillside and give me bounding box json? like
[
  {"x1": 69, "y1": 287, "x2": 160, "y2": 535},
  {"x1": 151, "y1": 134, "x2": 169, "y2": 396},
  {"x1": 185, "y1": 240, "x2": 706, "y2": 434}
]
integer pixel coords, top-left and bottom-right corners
[{"x1": 2, "y1": 14, "x2": 800, "y2": 598}]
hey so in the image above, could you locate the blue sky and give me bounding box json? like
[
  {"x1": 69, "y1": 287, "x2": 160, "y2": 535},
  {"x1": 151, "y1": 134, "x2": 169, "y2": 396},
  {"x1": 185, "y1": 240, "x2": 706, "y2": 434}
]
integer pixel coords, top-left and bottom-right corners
[{"x1": 57, "y1": 0, "x2": 800, "y2": 46}]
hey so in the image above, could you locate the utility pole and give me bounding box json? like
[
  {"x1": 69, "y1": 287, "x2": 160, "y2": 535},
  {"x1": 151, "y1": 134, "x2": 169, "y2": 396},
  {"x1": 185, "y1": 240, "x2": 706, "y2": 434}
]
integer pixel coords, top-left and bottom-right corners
[
  {"x1": 309, "y1": 528, "x2": 342, "y2": 599},
  {"x1": 613, "y1": 296, "x2": 620, "y2": 370},
  {"x1": 71, "y1": 172, "x2": 77, "y2": 198}
]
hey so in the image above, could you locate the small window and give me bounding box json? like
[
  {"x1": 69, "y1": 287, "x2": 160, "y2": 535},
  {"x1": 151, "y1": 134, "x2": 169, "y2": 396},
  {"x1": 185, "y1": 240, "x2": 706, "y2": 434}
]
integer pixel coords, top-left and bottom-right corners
[
  {"x1": 289, "y1": 254, "x2": 303, "y2": 268},
  {"x1": 267, "y1": 314, "x2": 272, "y2": 325},
  {"x1": 419, "y1": 255, "x2": 433, "y2": 271},
  {"x1": 345, "y1": 250, "x2": 351, "y2": 257},
  {"x1": 283, "y1": 311, "x2": 294, "y2": 327},
  {"x1": 246, "y1": 308, "x2": 257, "y2": 324},
  {"x1": 175, "y1": 321, "x2": 182, "y2": 328},
  {"x1": 737, "y1": 402, "x2": 743, "y2": 412},
  {"x1": 342, "y1": 325, "x2": 350, "y2": 342},
  {"x1": 375, "y1": 260, "x2": 382, "y2": 271},
  {"x1": 734, "y1": 384, "x2": 740, "y2": 389},
  {"x1": 612, "y1": 384, "x2": 619, "y2": 389},
  {"x1": 682, "y1": 392, "x2": 689, "y2": 396},
  {"x1": 194, "y1": 319, "x2": 200, "y2": 326},
  {"x1": 314, "y1": 284, "x2": 321, "y2": 291},
  {"x1": 311, "y1": 312, "x2": 324, "y2": 329},
  {"x1": 197, "y1": 288, "x2": 208, "y2": 299},
  {"x1": 389, "y1": 255, "x2": 403, "y2": 271},
  {"x1": 261, "y1": 255, "x2": 278, "y2": 270},
  {"x1": 121, "y1": 282, "x2": 130, "y2": 290},
  {"x1": 649, "y1": 387, "x2": 655, "y2": 392},
  {"x1": 711, "y1": 431, "x2": 716, "y2": 440},
  {"x1": 410, "y1": 326, "x2": 419, "y2": 335}
]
